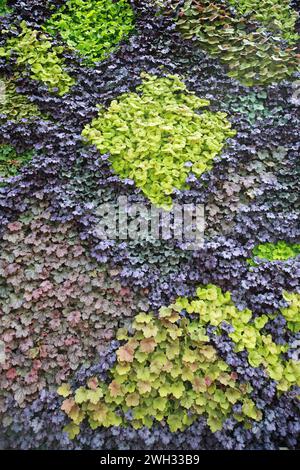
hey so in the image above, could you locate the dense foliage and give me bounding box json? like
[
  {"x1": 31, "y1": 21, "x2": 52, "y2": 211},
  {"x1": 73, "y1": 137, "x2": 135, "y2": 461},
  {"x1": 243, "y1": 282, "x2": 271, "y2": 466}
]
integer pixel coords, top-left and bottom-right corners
[
  {"x1": 250, "y1": 241, "x2": 300, "y2": 264},
  {"x1": 0, "y1": 0, "x2": 10, "y2": 15},
  {"x1": 227, "y1": 0, "x2": 299, "y2": 42},
  {"x1": 176, "y1": 0, "x2": 299, "y2": 86},
  {"x1": 45, "y1": 0, "x2": 135, "y2": 64},
  {"x1": 0, "y1": 75, "x2": 44, "y2": 121},
  {"x1": 0, "y1": 22, "x2": 75, "y2": 95},
  {"x1": 0, "y1": 144, "x2": 33, "y2": 179},
  {"x1": 0, "y1": 0, "x2": 299, "y2": 451},
  {"x1": 82, "y1": 73, "x2": 235, "y2": 207}
]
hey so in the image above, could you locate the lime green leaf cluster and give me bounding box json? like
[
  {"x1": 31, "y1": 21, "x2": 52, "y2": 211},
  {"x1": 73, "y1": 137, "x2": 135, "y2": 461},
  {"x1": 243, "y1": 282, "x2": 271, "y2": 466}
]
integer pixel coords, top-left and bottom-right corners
[
  {"x1": 281, "y1": 292, "x2": 300, "y2": 333},
  {"x1": 82, "y1": 73, "x2": 235, "y2": 208},
  {"x1": 44, "y1": 0, "x2": 135, "y2": 64},
  {"x1": 0, "y1": 75, "x2": 43, "y2": 122},
  {"x1": 60, "y1": 295, "x2": 263, "y2": 438},
  {"x1": 0, "y1": 0, "x2": 10, "y2": 15},
  {"x1": 176, "y1": 0, "x2": 299, "y2": 86},
  {"x1": 0, "y1": 144, "x2": 33, "y2": 179},
  {"x1": 249, "y1": 241, "x2": 300, "y2": 265},
  {"x1": 0, "y1": 22, "x2": 75, "y2": 95},
  {"x1": 227, "y1": 0, "x2": 299, "y2": 43},
  {"x1": 225, "y1": 91, "x2": 285, "y2": 125},
  {"x1": 175, "y1": 284, "x2": 300, "y2": 391}
]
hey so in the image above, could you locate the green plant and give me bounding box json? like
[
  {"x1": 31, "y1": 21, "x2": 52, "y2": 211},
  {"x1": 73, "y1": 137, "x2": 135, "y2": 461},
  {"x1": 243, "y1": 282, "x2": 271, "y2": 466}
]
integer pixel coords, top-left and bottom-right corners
[
  {"x1": 224, "y1": 91, "x2": 285, "y2": 124},
  {"x1": 249, "y1": 241, "x2": 300, "y2": 264},
  {"x1": 281, "y1": 292, "x2": 300, "y2": 333},
  {"x1": 44, "y1": 0, "x2": 135, "y2": 64},
  {"x1": 82, "y1": 73, "x2": 235, "y2": 208},
  {"x1": 0, "y1": 75, "x2": 43, "y2": 121},
  {"x1": 0, "y1": 0, "x2": 10, "y2": 15},
  {"x1": 0, "y1": 144, "x2": 33, "y2": 179},
  {"x1": 59, "y1": 291, "x2": 263, "y2": 438},
  {"x1": 0, "y1": 22, "x2": 76, "y2": 95},
  {"x1": 60, "y1": 283, "x2": 300, "y2": 438},
  {"x1": 176, "y1": 0, "x2": 299, "y2": 86},
  {"x1": 227, "y1": 0, "x2": 299, "y2": 43},
  {"x1": 178, "y1": 285, "x2": 300, "y2": 391}
]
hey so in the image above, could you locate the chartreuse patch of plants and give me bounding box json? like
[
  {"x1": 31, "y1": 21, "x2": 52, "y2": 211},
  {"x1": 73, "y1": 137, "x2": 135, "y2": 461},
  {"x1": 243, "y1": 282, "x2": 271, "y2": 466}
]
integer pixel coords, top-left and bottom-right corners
[
  {"x1": 44, "y1": 0, "x2": 135, "y2": 64},
  {"x1": 227, "y1": 0, "x2": 299, "y2": 43},
  {"x1": 82, "y1": 73, "x2": 235, "y2": 208},
  {"x1": 0, "y1": 22, "x2": 75, "y2": 95},
  {"x1": 176, "y1": 0, "x2": 299, "y2": 86},
  {"x1": 59, "y1": 287, "x2": 262, "y2": 438},
  {"x1": 249, "y1": 241, "x2": 300, "y2": 265},
  {"x1": 184, "y1": 286, "x2": 300, "y2": 391},
  {"x1": 59, "y1": 284, "x2": 300, "y2": 438},
  {"x1": 0, "y1": 144, "x2": 33, "y2": 179},
  {"x1": 0, "y1": 75, "x2": 43, "y2": 121},
  {"x1": 0, "y1": 203, "x2": 147, "y2": 406}
]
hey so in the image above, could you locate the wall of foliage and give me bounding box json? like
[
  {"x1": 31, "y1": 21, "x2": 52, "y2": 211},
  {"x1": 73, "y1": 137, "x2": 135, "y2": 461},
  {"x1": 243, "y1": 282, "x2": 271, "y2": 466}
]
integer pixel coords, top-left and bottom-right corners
[{"x1": 0, "y1": 0, "x2": 299, "y2": 450}]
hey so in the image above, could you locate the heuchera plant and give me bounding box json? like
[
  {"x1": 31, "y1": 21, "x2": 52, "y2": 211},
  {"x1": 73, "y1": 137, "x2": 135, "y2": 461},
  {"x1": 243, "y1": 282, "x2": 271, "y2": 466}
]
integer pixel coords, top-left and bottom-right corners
[
  {"x1": 82, "y1": 73, "x2": 236, "y2": 208},
  {"x1": 280, "y1": 292, "x2": 300, "y2": 333},
  {"x1": 0, "y1": 75, "x2": 43, "y2": 121},
  {"x1": 0, "y1": 0, "x2": 10, "y2": 16},
  {"x1": 249, "y1": 241, "x2": 300, "y2": 264},
  {"x1": 59, "y1": 289, "x2": 262, "y2": 438},
  {"x1": 0, "y1": 203, "x2": 148, "y2": 405},
  {"x1": 44, "y1": 0, "x2": 135, "y2": 64},
  {"x1": 227, "y1": 0, "x2": 299, "y2": 43},
  {"x1": 59, "y1": 284, "x2": 300, "y2": 438},
  {"x1": 0, "y1": 144, "x2": 33, "y2": 179},
  {"x1": 0, "y1": 22, "x2": 76, "y2": 95},
  {"x1": 0, "y1": 0, "x2": 10, "y2": 15},
  {"x1": 0, "y1": 0, "x2": 299, "y2": 451},
  {"x1": 176, "y1": 0, "x2": 299, "y2": 86}
]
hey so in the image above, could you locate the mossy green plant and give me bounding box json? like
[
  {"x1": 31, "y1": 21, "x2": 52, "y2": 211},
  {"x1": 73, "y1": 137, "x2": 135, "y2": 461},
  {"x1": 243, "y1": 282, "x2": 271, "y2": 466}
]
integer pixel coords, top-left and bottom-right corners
[
  {"x1": 44, "y1": 0, "x2": 135, "y2": 64},
  {"x1": 82, "y1": 73, "x2": 235, "y2": 208},
  {"x1": 0, "y1": 22, "x2": 76, "y2": 95}
]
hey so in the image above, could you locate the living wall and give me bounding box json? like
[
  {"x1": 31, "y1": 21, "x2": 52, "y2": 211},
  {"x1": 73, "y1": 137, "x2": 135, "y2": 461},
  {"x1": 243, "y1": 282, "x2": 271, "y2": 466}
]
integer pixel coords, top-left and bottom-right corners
[{"x1": 0, "y1": 0, "x2": 299, "y2": 450}]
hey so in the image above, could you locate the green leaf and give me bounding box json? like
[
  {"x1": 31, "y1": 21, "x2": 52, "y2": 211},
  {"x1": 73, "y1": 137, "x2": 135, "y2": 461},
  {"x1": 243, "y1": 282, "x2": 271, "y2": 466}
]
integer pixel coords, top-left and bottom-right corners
[{"x1": 57, "y1": 383, "x2": 71, "y2": 398}]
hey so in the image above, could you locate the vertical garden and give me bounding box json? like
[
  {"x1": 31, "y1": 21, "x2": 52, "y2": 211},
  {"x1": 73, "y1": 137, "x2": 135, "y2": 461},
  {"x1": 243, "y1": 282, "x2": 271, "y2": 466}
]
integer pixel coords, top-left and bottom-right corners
[{"x1": 0, "y1": 0, "x2": 299, "y2": 450}]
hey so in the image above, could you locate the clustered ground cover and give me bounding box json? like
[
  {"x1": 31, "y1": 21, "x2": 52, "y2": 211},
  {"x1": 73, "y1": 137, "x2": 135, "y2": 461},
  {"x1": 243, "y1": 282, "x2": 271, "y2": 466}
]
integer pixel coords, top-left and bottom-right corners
[
  {"x1": 175, "y1": 0, "x2": 299, "y2": 86},
  {"x1": 0, "y1": 22, "x2": 76, "y2": 95},
  {"x1": 44, "y1": 0, "x2": 135, "y2": 64},
  {"x1": 82, "y1": 73, "x2": 236, "y2": 208},
  {"x1": 0, "y1": 0, "x2": 299, "y2": 451},
  {"x1": 0, "y1": 0, "x2": 10, "y2": 15},
  {"x1": 227, "y1": 0, "x2": 299, "y2": 43}
]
